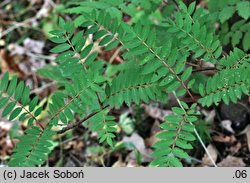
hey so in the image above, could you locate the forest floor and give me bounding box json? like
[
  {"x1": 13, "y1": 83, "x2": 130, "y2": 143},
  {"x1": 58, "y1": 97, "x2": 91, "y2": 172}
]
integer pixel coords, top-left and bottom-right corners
[{"x1": 0, "y1": 0, "x2": 249, "y2": 167}]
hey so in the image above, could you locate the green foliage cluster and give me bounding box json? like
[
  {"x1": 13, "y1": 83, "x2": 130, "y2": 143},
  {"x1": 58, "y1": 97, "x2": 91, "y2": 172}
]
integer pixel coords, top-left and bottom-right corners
[
  {"x1": 0, "y1": 73, "x2": 44, "y2": 125},
  {"x1": 8, "y1": 125, "x2": 55, "y2": 167},
  {"x1": 150, "y1": 103, "x2": 198, "y2": 167},
  {"x1": 208, "y1": 0, "x2": 250, "y2": 51},
  {"x1": 0, "y1": 0, "x2": 249, "y2": 167}
]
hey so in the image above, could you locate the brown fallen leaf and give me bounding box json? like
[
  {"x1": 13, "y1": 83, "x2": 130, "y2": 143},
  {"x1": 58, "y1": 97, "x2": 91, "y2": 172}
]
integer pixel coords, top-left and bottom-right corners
[
  {"x1": 123, "y1": 133, "x2": 146, "y2": 153},
  {"x1": 145, "y1": 135, "x2": 158, "y2": 147},
  {"x1": 213, "y1": 134, "x2": 237, "y2": 143},
  {"x1": 202, "y1": 144, "x2": 218, "y2": 166},
  {"x1": 126, "y1": 159, "x2": 138, "y2": 167},
  {"x1": 0, "y1": 130, "x2": 14, "y2": 158},
  {"x1": 23, "y1": 38, "x2": 44, "y2": 54},
  {"x1": 144, "y1": 104, "x2": 173, "y2": 121},
  {"x1": 98, "y1": 46, "x2": 123, "y2": 64},
  {"x1": 123, "y1": 133, "x2": 153, "y2": 163},
  {"x1": 218, "y1": 155, "x2": 246, "y2": 167},
  {"x1": 150, "y1": 120, "x2": 161, "y2": 136},
  {"x1": 239, "y1": 124, "x2": 250, "y2": 152},
  {"x1": 201, "y1": 109, "x2": 216, "y2": 123},
  {"x1": 74, "y1": 140, "x2": 84, "y2": 152},
  {"x1": 0, "y1": 49, "x2": 25, "y2": 77},
  {"x1": 229, "y1": 142, "x2": 241, "y2": 155},
  {"x1": 112, "y1": 155, "x2": 126, "y2": 167},
  {"x1": 63, "y1": 139, "x2": 84, "y2": 152}
]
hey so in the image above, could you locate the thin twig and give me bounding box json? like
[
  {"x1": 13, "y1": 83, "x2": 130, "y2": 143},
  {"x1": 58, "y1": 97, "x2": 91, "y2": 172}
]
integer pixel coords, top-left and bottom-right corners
[
  {"x1": 26, "y1": 52, "x2": 56, "y2": 61},
  {"x1": 173, "y1": 91, "x2": 217, "y2": 167},
  {"x1": 2, "y1": 93, "x2": 44, "y2": 130},
  {"x1": 179, "y1": 67, "x2": 217, "y2": 75},
  {"x1": 95, "y1": 92, "x2": 103, "y2": 108},
  {"x1": 30, "y1": 81, "x2": 56, "y2": 95},
  {"x1": 192, "y1": 67, "x2": 217, "y2": 73},
  {"x1": 0, "y1": 0, "x2": 55, "y2": 39},
  {"x1": 57, "y1": 106, "x2": 108, "y2": 134},
  {"x1": 109, "y1": 46, "x2": 122, "y2": 64},
  {"x1": 0, "y1": 21, "x2": 31, "y2": 39}
]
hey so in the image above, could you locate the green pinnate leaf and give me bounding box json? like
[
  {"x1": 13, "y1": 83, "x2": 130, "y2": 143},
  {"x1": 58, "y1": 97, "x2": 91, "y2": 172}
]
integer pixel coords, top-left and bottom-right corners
[
  {"x1": 172, "y1": 107, "x2": 186, "y2": 115},
  {"x1": 236, "y1": 1, "x2": 250, "y2": 20},
  {"x1": 0, "y1": 72, "x2": 9, "y2": 92},
  {"x1": 164, "y1": 115, "x2": 183, "y2": 122},
  {"x1": 9, "y1": 107, "x2": 22, "y2": 121},
  {"x1": 50, "y1": 43, "x2": 71, "y2": 53},
  {"x1": 71, "y1": 31, "x2": 84, "y2": 46},
  {"x1": 219, "y1": 7, "x2": 235, "y2": 23},
  {"x1": 80, "y1": 43, "x2": 93, "y2": 59},
  {"x1": 2, "y1": 102, "x2": 16, "y2": 117},
  {"x1": 14, "y1": 81, "x2": 24, "y2": 101},
  {"x1": 7, "y1": 76, "x2": 17, "y2": 96},
  {"x1": 99, "y1": 35, "x2": 113, "y2": 46},
  {"x1": 173, "y1": 147, "x2": 189, "y2": 159},
  {"x1": 29, "y1": 96, "x2": 39, "y2": 112},
  {"x1": 243, "y1": 32, "x2": 250, "y2": 51},
  {"x1": 34, "y1": 107, "x2": 43, "y2": 117},
  {"x1": 181, "y1": 67, "x2": 192, "y2": 82},
  {"x1": 0, "y1": 97, "x2": 9, "y2": 108}
]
